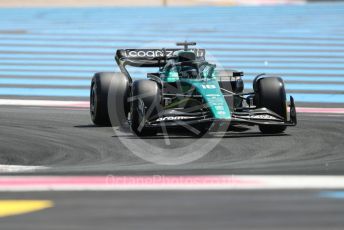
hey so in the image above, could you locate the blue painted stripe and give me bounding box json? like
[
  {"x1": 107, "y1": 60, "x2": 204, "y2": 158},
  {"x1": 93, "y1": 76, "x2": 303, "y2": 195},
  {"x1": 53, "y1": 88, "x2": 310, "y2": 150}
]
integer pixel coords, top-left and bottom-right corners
[
  {"x1": 0, "y1": 78, "x2": 342, "y2": 92},
  {"x1": 1, "y1": 60, "x2": 343, "y2": 69},
  {"x1": 0, "y1": 87, "x2": 343, "y2": 103},
  {"x1": 0, "y1": 54, "x2": 343, "y2": 64},
  {"x1": 0, "y1": 18, "x2": 341, "y2": 26},
  {"x1": 1, "y1": 67, "x2": 343, "y2": 75},
  {"x1": 1, "y1": 39, "x2": 343, "y2": 51},
  {"x1": 0, "y1": 4, "x2": 342, "y2": 11},
  {"x1": 319, "y1": 191, "x2": 344, "y2": 199},
  {"x1": 229, "y1": 63, "x2": 344, "y2": 68},
  {"x1": 33, "y1": 30, "x2": 344, "y2": 40},
  {"x1": 0, "y1": 71, "x2": 90, "y2": 77},
  {"x1": 287, "y1": 94, "x2": 344, "y2": 103},
  {"x1": 0, "y1": 42, "x2": 343, "y2": 55},
  {"x1": 1, "y1": 46, "x2": 344, "y2": 58},
  {"x1": 11, "y1": 22, "x2": 343, "y2": 30},
  {"x1": 30, "y1": 29, "x2": 344, "y2": 37},
  {"x1": 285, "y1": 84, "x2": 344, "y2": 91},
  {"x1": 0, "y1": 71, "x2": 344, "y2": 83},
  {"x1": 0, "y1": 78, "x2": 90, "y2": 86},
  {"x1": 246, "y1": 84, "x2": 344, "y2": 91},
  {"x1": 0, "y1": 54, "x2": 114, "y2": 60},
  {"x1": 0, "y1": 7, "x2": 342, "y2": 25},
  {"x1": 0, "y1": 66, "x2": 114, "y2": 72},
  {"x1": 1, "y1": 34, "x2": 344, "y2": 45},
  {"x1": 236, "y1": 68, "x2": 344, "y2": 75},
  {"x1": 0, "y1": 47, "x2": 324, "y2": 59},
  {"x1": 0, "y1": 60, "x2": 114, "y2": 66},
  {"x1": 243, "y1": 76, "x2": 344, "y2": 83},
  {"x1": 2, "y1": 29, "x2": 344, "y2": 39}
]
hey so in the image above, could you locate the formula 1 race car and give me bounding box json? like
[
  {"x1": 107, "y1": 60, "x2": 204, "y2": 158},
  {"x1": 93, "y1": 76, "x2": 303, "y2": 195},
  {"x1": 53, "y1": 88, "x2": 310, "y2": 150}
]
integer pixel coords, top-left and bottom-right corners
[{"x1": 90, "y1": 42, "x2": 297, "y2": 136}]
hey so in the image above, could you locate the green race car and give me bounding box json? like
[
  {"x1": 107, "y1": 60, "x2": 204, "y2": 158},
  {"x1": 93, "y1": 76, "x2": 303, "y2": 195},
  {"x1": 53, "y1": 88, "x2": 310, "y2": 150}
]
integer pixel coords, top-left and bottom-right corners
[{"x1": 90, "y1": 42, "x2": 297, "y2": 136}]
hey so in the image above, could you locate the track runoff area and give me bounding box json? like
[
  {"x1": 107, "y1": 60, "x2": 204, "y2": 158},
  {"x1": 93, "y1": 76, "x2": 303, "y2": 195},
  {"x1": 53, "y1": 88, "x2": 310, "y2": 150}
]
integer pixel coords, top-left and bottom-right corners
[{"x1": 0, "y1": 4, "x2": 344, "y2": 191}]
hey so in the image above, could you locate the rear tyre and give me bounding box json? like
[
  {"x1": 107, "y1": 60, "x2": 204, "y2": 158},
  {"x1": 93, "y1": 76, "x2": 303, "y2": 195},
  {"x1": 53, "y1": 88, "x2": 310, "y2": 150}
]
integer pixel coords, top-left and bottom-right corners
[
  {"x1": 254, "y1": 77, "x2": 287, "y2": 134},
  {"x1": 130, "y1": 80, "x2": 161, "y2": 136},
  {"x1": 90, "y1": 72, "x2": 129, "y2": 126}
]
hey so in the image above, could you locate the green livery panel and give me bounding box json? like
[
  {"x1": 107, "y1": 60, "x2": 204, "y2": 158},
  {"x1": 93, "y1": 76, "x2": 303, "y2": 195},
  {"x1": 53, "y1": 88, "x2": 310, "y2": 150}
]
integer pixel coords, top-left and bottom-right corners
[{"x1": 181, "y1": 79, "x2": 231, "y2": 119}]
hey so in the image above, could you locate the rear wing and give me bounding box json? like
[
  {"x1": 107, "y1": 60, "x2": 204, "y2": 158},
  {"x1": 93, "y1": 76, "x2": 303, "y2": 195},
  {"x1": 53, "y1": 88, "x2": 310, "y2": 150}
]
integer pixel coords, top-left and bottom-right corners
[{"x1": 115, "y1": 48, "x2": 206, "y2": 68}]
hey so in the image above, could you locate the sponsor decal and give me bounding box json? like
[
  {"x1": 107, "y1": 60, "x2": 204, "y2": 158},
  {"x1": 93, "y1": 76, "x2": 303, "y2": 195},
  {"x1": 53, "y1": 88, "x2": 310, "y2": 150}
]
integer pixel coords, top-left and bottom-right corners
[
  {"x1": 236, "y1": 114, "x2": 279, "y2": 120},
  {"x1": 124, "y1": 49, "x2": 205, "y2": 58},
  {"x1": 250, "y1": 114, "x2": 279, "y2": 120},
  {"x1": 156, "y1": 116, "x2": 196, "y2": 122},
  {"x1": 201, "y1": 84, "x2": 216, "y2": 89}
]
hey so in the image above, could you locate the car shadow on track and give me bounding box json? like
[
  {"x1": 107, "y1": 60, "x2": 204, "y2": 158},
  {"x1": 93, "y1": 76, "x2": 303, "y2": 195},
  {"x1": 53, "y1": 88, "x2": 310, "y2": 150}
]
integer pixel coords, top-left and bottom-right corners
[
  {"x1": 111, "y1": 132, "x2": 289, "y2": 139},
  {"x1": 74, "y1": 124, "x2": 116, "y2": 128},
  {"x1": 74, "y1": 124, "x2": 99, "y2": 128},
  {"x1": 74, "y1": 124, "x2": 288, "y2": 139}
]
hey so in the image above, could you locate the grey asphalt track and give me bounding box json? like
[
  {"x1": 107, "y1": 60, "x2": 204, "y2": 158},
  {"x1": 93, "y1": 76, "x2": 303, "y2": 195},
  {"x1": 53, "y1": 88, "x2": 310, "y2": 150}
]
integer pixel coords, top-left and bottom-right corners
[
  {"x1": 0, "y1": 102, "x2": 344, "y2": 230},
  {"x1": 0, "y1": 190, "x2": 344, "y2": 230},
  {"x1": 1, "y1": 105, "x2": 343, "y2": 175}
]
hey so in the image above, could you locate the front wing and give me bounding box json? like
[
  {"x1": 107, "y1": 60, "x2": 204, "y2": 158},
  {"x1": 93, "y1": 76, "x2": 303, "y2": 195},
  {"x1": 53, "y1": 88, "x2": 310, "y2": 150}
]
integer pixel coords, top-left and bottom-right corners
[{"x1": 144, "y1": 96, "x2": 297, "y2": 130}]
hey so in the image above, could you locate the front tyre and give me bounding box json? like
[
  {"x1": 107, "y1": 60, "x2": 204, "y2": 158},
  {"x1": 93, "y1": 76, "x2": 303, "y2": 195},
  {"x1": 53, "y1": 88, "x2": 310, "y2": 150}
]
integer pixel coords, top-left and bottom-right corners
[
  {"x1": 90, "y1": 72, "x2": 129, "y2": 126},
  {"x1": 254, "y1": 76, "x2": 287, "y2": 134}
]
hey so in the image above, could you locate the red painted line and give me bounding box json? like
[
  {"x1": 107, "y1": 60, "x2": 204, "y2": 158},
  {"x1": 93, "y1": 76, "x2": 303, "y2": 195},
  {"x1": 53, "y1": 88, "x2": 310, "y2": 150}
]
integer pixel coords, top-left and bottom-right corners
[
  {"x1": 1, "y1": 99, "x2": 343, "y2": 114},
  {"x1": 44, "y1": 104, "x2": 344, "y2": 115},
  {"x1": 296, "y1": 107, "x2": 344, "y2": 114},
  {"x1": 0, "y1": 176, "x2": 262, "y2": 187},
  {"x1": 60, "y1": 105, "x2": 344, "y2": 114},
  {"x1": 55, "y1": 107, "x2": 88, "y2": 111},
  {"x1": 2, "y1": 176, "x2": 344, "y2": 191},
  {"x1": 68, "y1": 102, "x2": 89, "y2": 108}
]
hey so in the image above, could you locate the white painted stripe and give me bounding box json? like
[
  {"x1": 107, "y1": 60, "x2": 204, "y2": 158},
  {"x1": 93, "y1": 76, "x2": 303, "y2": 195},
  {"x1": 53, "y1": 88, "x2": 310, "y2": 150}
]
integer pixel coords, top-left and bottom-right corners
[
  {"x1": 0, "y1": 165, "x2": 48, "y2": 173},
  {"x1": 0, "y1": 176, "x2": 344, "y2": 191},
  {"x1": 0, "y1": 99, "x2": 89, "y2": 108}
]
